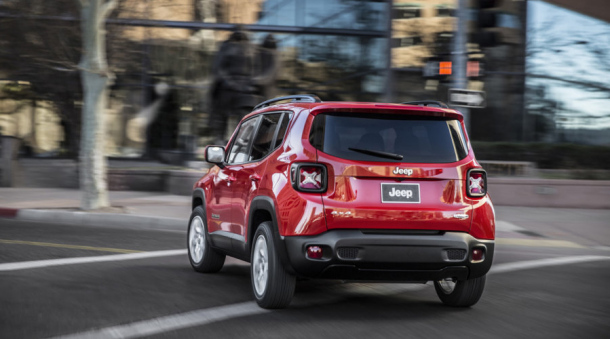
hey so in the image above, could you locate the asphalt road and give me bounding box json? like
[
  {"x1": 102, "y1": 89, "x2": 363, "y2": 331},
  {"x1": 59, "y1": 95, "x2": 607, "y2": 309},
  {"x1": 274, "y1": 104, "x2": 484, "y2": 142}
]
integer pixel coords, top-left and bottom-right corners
[{"x1": 1, "y1": 213, "x2": 609, "y2": 339}]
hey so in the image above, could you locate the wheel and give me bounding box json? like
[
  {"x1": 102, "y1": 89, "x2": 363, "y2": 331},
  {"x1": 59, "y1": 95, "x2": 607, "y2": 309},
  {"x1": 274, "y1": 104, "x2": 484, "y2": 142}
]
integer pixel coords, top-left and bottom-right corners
[
  {"x1": 251, "y1": 221, "x2": 296, "y2": 309},
  {"x1": 187, "y1": 206, "x2": 225, "y2": 273},
  {"x1": 434, "y1": 275, "x2": 487, "y2": 307}
]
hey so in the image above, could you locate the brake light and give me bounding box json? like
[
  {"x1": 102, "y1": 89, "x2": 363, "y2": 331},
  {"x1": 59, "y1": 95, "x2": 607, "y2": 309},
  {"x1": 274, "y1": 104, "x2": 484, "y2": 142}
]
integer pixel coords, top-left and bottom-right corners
[
  {"x1": 290, "y1": 163, "x2": 327, "y2": 193},
  {"x1": 299, "y1": 166, "x2": 322, "y2": 189},
  {"x1": 467, "y1": 169, "x2": 487, "y2": 197}
]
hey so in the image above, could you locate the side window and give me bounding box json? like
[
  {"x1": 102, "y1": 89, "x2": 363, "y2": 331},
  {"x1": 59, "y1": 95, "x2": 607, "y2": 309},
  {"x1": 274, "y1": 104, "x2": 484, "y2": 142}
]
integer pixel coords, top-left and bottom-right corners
[
  {"x1": 273, "y1": 113, "x2": 292, "y2": 149},
  {"x1": 249, "y1": 113, "x2": 282, "y2": 161},
  {"x1": 447, "y1": 120, "x2": 468, "y2": 160},
  {"x1": 227, "y1": 117, "x2": 259, "y2": 164}
]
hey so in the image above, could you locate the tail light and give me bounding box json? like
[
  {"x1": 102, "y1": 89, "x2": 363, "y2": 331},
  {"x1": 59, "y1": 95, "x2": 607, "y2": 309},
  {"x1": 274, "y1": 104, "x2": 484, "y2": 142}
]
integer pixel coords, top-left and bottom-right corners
[
  {"x1": 467, "y1": 169, "x2": 487, "y2": 197},
  {"x1": 290, "y1": 163, "x2": 327, "y2": 193}
]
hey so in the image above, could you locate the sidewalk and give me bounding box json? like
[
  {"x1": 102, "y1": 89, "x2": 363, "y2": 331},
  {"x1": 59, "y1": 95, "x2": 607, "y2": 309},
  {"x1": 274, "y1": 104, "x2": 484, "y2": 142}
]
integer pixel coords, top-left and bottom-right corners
[
  {"x1": 0, "y1": 188, "x2": 190, "y2": 231},
  {"x1": 1, "y1": 188, "x2": 608, "y2": 249}
]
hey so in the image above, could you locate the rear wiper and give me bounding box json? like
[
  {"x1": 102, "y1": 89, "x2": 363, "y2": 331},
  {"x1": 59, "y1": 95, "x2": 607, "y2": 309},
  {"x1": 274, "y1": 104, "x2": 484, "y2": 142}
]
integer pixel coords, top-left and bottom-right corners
[{"x1": 348, "y1": 147, "x2": 403, "y2": 160}]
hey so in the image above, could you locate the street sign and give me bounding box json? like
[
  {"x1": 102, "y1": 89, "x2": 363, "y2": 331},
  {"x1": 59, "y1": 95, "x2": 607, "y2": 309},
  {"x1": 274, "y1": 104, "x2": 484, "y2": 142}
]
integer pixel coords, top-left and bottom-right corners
[{"x1": 449, "y1": 89, "x2": 486, "y2": 108}]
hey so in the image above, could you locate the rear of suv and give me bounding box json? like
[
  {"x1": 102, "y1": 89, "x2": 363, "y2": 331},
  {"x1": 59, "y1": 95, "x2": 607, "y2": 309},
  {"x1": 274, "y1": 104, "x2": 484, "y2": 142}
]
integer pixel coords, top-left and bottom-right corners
[{"x1": 188, "y1": 95, "x2": 495, "y2": 309}]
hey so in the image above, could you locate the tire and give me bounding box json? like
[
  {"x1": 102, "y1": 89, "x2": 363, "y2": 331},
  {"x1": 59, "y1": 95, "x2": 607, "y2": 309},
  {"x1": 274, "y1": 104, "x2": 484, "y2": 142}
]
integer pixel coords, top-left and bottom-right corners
[
  {"x1": 251, "y1": 221, "x2": 296, "y2": 309},
  {"x1": 434, "y1": 275, "x2": 486, "y2": 307},
  {"x1": 187, "y1": 206, "x2": 225, "y2": 273}
]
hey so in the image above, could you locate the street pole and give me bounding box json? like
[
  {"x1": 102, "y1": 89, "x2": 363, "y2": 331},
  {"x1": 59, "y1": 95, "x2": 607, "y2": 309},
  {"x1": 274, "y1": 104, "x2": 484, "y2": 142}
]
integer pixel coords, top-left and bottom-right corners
[
  {"x1": 453, "y1": 0, "x2": 470, "y2": 131},
  {"x1": 384, "y1": 0, "x2": 394, "y2": 103}
]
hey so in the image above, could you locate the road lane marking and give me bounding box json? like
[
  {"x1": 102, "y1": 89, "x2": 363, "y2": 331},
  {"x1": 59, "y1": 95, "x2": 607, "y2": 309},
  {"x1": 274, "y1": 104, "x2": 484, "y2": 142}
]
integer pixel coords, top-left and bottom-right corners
[
  {"x1": 495, "y1": 221, "x2": 526, "y2": 232},
  {"x1": 50, "y1": 301, "x2": 266, "y2": 339},
  {"x1": 0, "y1": 249, "x2": 185, "y2": 272},
  {"x1": 490, "y1": 255, "x2": 610, "y2": 274},
  {"x1": 0, "y1": 239, "x2": 143, "y2": 254},
  {"x1": 496, "y1": 238, "x2": 583, "y2": 248},
  {"x1": 48, "y1": 255, "x2": 610, "y2": 339},
  {"x1": 49, "y1": 284, "x2": 427, "y2": 339}
]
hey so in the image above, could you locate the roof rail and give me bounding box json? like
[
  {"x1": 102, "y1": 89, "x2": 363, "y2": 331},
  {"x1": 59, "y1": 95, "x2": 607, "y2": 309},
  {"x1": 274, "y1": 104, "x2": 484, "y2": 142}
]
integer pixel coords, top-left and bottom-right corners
[
  {"x1": 401, "y1": 100, "x2": 449, "y2": 109},
  {"x1": 253, "y1": 94, "x2": 322, "y2": 111}
]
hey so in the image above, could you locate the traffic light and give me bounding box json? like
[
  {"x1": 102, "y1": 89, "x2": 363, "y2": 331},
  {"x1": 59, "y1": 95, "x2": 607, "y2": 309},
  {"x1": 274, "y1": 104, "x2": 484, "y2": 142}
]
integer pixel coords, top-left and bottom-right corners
[
  {"x1": 423, "y1": 31, "x2": 455, "y2": 80},
  {"x1": 439, "y1": 62, "x2": 452, "y2": 75},
  {"x1": 423, "y1": 58, "x2": 452, "y2": 79},
  {"x1": 467, "y1": 58, "x2": 485, "y2": 79}
]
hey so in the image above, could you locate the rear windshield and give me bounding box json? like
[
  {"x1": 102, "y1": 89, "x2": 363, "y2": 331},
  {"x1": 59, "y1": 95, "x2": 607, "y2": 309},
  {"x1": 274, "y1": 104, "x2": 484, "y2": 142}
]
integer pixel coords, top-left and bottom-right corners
[{"x1": 309, "y1": 113, "x2": 468, "y2": 163}]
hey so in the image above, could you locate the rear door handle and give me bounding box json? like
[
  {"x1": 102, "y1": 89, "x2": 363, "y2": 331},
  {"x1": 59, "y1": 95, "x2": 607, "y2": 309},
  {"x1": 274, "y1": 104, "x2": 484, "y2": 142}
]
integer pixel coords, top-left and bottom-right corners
[{"x1": 249, "y1": 174, "x2": 261, "y2": 181}]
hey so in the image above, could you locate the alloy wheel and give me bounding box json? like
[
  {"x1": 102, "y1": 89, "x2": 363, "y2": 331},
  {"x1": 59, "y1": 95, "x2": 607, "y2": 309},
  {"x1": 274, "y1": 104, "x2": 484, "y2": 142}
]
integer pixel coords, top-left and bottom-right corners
[
  {"x1": 189, "y1": 216, "x2": 205, "y2": 264},
  {"x1": 252, "y1": 235, "x2": 269, "y2": 296}
]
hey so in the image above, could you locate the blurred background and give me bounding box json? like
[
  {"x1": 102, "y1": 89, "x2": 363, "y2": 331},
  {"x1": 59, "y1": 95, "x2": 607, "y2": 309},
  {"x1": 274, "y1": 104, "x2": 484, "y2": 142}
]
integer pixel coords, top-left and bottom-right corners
[
  {"x1": 0, "y1": 2, "x2": 609, "y2": 338},
  {"x1": 0, "y1": 0, "x2": 609, "y2": 181}
]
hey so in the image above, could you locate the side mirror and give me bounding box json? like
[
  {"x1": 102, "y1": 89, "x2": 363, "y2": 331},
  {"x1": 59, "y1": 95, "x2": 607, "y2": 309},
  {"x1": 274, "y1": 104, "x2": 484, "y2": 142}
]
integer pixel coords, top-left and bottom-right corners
[{"x1": 205, "y1": 146, "x2": 226, "y2": 168}]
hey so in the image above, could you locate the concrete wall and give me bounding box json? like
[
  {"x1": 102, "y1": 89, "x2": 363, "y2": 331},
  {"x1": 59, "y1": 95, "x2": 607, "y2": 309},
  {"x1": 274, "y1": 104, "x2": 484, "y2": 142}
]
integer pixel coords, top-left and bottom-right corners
[
  {"x1": 489, "y1": 178, "x2": 610, "y2": 209},
  {"x1": 13, "y1": 159, "x2": 79, "y2": 188},
  {"x1": 9, "y1": 159, "x2": 610, "y2": 206},
  {"x1": 479, "y1": 161, "x2": 537, "y2": 177},
  {"x1": 108, "y1": 169, "x2": 166, "y2": 192},
  {"x1": 11, "y1": 159, "x2": 206, "y2": 195},
  {"x1": 165, "y1": 170, "x2": 204, "y2": 196}
]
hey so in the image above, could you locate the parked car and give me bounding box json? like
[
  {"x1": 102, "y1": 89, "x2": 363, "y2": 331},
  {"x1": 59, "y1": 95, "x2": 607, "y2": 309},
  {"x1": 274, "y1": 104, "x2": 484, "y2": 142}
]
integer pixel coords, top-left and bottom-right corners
[{"x1": 188, "y1": 95, "x2": 495, "y2": 309}]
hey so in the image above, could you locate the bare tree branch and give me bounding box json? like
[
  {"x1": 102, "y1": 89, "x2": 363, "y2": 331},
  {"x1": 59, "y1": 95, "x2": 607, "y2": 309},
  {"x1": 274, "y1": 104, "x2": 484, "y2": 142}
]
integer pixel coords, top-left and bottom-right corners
[{"x1": 100, "y1": 0, "x2": 118, "y2": 20}]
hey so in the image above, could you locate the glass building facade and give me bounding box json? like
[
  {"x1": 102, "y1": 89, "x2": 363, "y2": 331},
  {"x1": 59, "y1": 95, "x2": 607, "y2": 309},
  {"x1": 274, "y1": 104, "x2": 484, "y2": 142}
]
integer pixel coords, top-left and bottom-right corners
[
  {"x1": 1, "y1": 0, "x2": 607, "y2": 162},
  {"x1": 525, "y1": 1, "x2": 610, "y2": 146}
]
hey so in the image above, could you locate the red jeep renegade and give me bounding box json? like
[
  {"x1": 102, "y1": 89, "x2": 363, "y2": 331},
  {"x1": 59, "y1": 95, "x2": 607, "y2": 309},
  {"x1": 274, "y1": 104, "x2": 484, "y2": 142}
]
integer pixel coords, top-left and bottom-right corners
[{"x1": 188, "y1": 95, "x2": 495, "y2": 309}]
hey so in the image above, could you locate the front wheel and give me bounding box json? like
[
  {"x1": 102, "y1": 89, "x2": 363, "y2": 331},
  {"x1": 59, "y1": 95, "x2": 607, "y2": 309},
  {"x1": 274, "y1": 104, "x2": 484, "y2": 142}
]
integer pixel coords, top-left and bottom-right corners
[
  {"x1": 187, "y1": 206, "x2": 225, "y2": 273},
  {"x1": 434, "y1": 275, "x2": 486, "y2": 307},
  {"x1": 251, "y1": 221, "x2": 296, "y2": 309}
]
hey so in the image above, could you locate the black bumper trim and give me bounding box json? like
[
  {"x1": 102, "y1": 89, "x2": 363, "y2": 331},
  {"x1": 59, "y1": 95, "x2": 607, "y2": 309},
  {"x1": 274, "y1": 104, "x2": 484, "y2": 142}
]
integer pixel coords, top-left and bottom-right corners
[
  {"x1": 320, "y1": 265, "x2": 469, "y2": 282},
  {"x1": 283, "y1": 230, "x2": 494, "y2": 281}
]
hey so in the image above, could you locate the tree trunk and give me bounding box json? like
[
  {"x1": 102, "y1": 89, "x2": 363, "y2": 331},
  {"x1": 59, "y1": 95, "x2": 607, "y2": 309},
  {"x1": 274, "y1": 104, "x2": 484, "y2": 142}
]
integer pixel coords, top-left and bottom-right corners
[{"x1": 78, "y1": 0, "x2": 116, "y2": 210}]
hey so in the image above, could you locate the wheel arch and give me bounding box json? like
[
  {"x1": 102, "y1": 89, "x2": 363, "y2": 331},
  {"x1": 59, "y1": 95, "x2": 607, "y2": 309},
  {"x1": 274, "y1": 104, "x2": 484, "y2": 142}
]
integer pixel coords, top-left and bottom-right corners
[
  {"x1": 248, "y1": 196, "x2": 294, "y2": 274},
  {"x1": 192, "y1": 188, "x2": 206, "y2": 211},
  {"x1": 248, "y1": 196, "x2": 279, "y2": 250}
]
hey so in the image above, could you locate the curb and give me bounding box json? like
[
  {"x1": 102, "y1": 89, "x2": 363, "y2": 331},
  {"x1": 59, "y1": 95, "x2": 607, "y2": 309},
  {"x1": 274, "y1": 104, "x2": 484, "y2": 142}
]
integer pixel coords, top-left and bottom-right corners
[
  {"x1": 1, "y1": 208, "x2": 187, "y2": 232},
  {"x1": 0, "y1": 208, "x2": 19, "y2": 218}
]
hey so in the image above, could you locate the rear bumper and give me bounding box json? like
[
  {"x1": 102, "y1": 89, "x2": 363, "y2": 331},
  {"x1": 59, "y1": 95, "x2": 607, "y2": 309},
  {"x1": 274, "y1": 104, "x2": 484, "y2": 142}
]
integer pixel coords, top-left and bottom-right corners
[{"x1": 283, "y1": 231, "x2": 494, "y2": 282}]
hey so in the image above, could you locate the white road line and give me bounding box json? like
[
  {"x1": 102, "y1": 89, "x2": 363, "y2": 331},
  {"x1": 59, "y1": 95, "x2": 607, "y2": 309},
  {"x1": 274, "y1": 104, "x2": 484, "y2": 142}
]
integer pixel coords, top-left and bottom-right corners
[
  {"x1": 0, "y1": 249, "x2": 186, "y2": 272},
  {"x1": 51, "y1": 301, "x2": 267, "y2": 339},
  {"x1": 47, "y1": 255, "x2": 610, "y2": 339},
  {"x1": 495, "y1": 220, "x2": 526, "y2": 232},
  {"x1": 496, "y1": 238, "x2": 583, "y2": 248},
  {"x1": 490, "y1": 255, "x2": 610, "y2": 274},
  {"x1": 50, "y1": 284, "x2": 425, "y2": 339}
]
